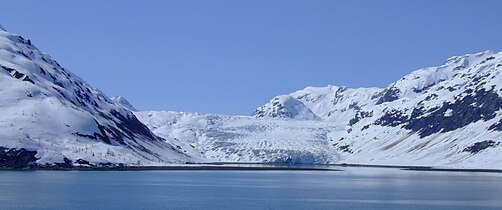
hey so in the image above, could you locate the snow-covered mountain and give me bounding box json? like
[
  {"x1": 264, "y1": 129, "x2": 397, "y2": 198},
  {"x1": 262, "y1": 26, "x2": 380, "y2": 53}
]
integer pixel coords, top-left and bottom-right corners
[
  {"x1": 250, "y1": 50, "x2": 502, "y2": 168},
  {"x1": 0, "y1": 26, "x2": 191, "y2": 167},
  {"x1": 137, "y1": 50, "x2": 502, "y2": 169},
  {"x1": 2, "y1": 24, "x2": 501, "y2": 169}
]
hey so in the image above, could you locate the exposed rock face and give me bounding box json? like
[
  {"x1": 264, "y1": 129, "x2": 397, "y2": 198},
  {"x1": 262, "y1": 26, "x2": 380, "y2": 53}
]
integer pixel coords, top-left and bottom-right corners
[
  {"x1": 462, "y1": 140, "x2": 499, "y2": 154},
  {"x1": 375, "y1": 87, "x2": 400, "y2": 105},
  {"x1": 374, "y1": 109, "x2": 407, "y2": 127},
  {"x1": 489, "y1": 119, "x2": 502, "y2": 131},
  {"x1": 404, "y1": 88, "x2": 502, "y2": 138},
  {"x1": 2, "y1": 65, "x2": 35, "y2": 84},
  {"x1": 0, "y1": 147, "x2": 38, "y2": 168}
]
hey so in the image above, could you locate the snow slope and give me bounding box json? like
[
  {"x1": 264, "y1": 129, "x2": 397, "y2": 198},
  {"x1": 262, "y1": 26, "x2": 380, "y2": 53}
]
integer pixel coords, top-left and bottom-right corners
[{"x1": 0, "y1": 26, "x2": 191, "y2": 166}]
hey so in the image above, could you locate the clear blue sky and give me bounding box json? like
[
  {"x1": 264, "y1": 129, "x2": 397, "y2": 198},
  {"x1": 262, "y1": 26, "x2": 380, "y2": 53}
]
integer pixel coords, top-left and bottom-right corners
[{"x1": 1, "y1": 0, "x2": 501, "y2": 115}]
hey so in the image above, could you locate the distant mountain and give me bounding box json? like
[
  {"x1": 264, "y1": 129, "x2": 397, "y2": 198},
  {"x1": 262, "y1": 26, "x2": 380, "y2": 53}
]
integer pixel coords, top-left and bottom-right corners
[
  {"x1": 138, "y1": 50, "x2": 502, "y2": 169},
  {"x1": 0, "y1": 26, "x2": 191, "y2": 167},
  {"x1": 111, "y1": 96, "x2": 137, "y2": 111}
]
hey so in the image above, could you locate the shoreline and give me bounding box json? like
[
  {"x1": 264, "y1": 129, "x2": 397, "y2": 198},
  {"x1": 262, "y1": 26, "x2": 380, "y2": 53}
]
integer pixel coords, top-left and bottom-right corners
[
  {"x1": 0, "y1": 165, "x2": 340, "y2": 172},
  {"x1": 333, "y1": 163, "x2": 502, "y2": 173},
  {"x1": 201, "y1": 162, "x2": 502, "y2": 173},
  {"x1": 1, "y1": 162, "x2": 502, "y2": 173}
]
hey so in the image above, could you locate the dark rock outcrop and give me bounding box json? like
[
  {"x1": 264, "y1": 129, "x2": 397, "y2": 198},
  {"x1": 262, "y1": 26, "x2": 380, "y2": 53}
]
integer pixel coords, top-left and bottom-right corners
[
  {"x1": 488, "y1": 119, "x2": 502, "y2": 131},
  {"x1": 348, "y1": 111, "x2": 373, "y2": 126},
  {"x1": 375, "y1": 87, "x2": 400, "y2": 105},
  {"x1": 462, "y1": 140, "x2": 499, "y2": 154},
  {"x1": 405, "y1": 88, "x2": 502, "y2": 138},
  {"x1": 374, "y1": 109, "x2": 407, "y2": 127},
  {"x1": 0, "y1": 147, "x2": 38, "y2": 168},
  {"x1": 1, "y1": 65, "x2": 35, "y2": 84},
  {"x1": 53, "y1": 157, "x2": 74, "y2": 168}
]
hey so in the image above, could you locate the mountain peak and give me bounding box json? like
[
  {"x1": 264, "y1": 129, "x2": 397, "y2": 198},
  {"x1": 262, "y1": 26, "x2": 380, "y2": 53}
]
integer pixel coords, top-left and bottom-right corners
[
  {"x1": 252, "y1": 95, "x2": 319, "y2": 120},
  {"x1": 0, "y1": 25, "x2": 5, "y2": 31},
  {"x1": 444, "y1": 50, "x2": 496, "y2": 65},
  {"x1": 111, "y1": 96, "x2": 138, "y2": 111}
]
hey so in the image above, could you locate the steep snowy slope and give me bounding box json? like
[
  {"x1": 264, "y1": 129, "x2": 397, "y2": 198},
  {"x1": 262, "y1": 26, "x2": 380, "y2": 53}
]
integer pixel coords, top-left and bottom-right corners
[{"x1": 0, "y1": 26, "x2": 190, "y2": 167}]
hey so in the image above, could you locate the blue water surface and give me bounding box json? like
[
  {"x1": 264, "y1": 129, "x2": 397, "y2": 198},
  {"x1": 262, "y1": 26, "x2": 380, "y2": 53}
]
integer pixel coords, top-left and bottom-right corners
[{"x1": 1, "y1": 167, "x2": 501, "y2": 210}]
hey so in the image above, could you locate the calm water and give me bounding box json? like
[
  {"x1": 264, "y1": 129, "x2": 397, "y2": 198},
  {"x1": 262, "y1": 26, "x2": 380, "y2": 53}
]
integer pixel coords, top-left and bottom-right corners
[{"x1": 1, "y1": 167, "x2": 502, "y2": 210}]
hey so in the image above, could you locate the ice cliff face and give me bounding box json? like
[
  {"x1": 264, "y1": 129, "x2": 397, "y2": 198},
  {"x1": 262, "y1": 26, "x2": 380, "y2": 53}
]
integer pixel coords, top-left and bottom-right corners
[{"x1": 0, "y1": 26, "x2": 191, "y2": 167}]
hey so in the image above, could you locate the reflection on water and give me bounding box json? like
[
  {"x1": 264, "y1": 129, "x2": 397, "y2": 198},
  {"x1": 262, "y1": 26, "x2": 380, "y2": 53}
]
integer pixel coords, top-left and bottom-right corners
[{"x1": 1, "y1": 167, "x2": 502, "y2": 210}]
